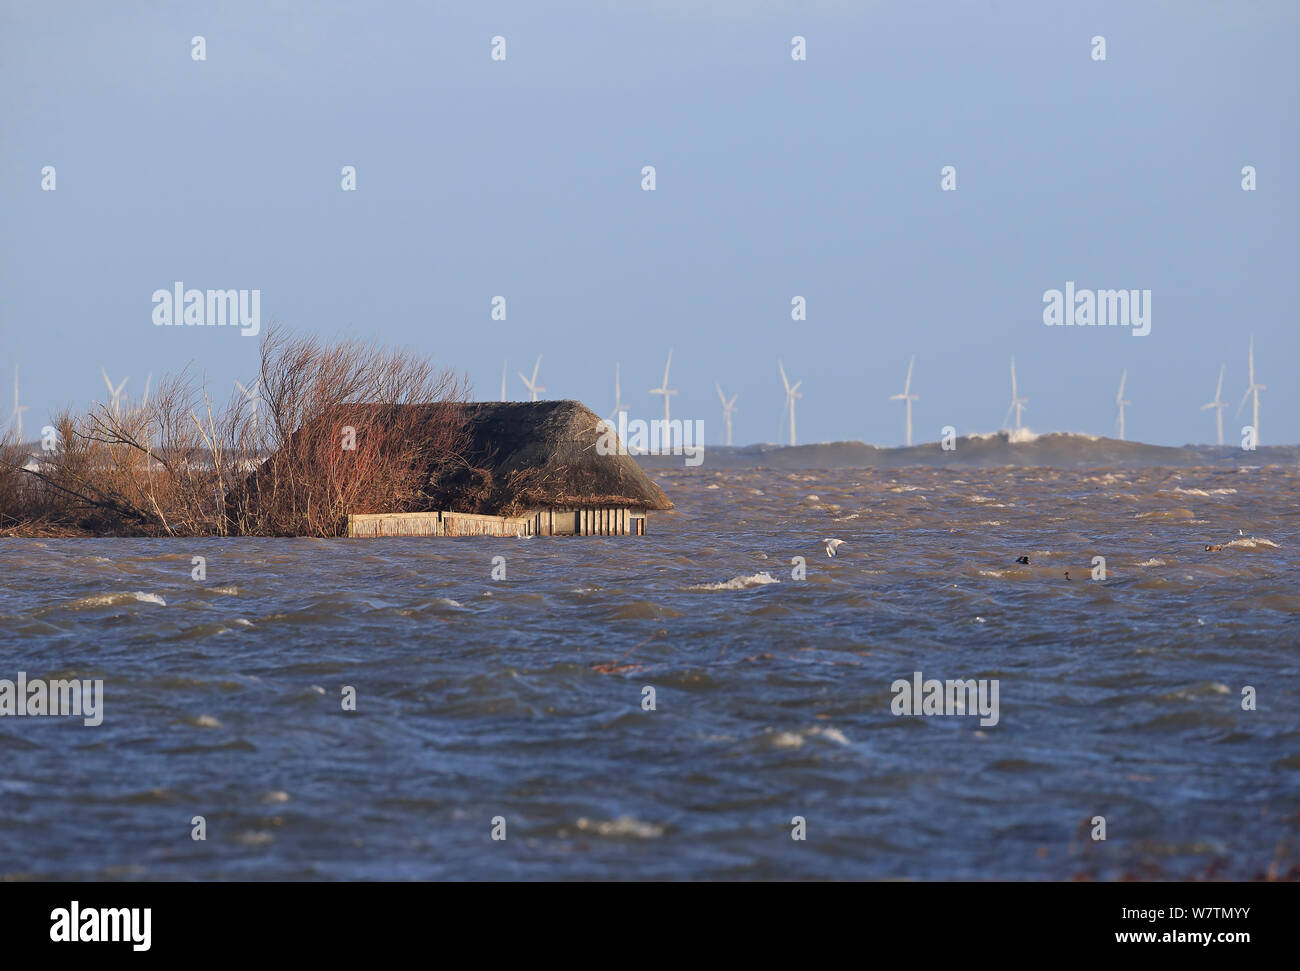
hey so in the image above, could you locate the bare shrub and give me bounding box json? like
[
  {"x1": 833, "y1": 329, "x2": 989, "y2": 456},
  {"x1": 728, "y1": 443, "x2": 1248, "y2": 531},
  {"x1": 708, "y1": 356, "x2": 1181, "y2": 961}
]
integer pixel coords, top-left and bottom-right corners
[
  {"x1": 229, "y1": 327, "x2": 470, "y2": 536},
  {"x1": 4, "y1": 327, "x2": 469, "y2": 537}
]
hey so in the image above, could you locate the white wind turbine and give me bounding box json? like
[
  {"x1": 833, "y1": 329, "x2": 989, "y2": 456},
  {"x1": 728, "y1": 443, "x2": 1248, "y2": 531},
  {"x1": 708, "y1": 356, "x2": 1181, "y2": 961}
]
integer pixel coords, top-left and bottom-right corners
[
  {"x1": 1002, "y1": 356, "x2": 1027, "y2": 431},
  {"x1": 1115, "y1": 370, "x2": 1131, "y2": 441},
  {"x1": 715, "y1": 382, "x2": 738, "y2": 446},
  {"x1": 9, "y1": 366, "x2": 30, "y2": 442},
  {"x1": 500, "y1": 361, "x2": 508, "y2": 402},
  {"x1": 608, "y1": 362, "x2": 630, "y2": 423},
  {"x1": 778, "y1": 360, "x2": 802, "y2": 446},
  {"x1": 1201, "y1": 363, "x2": 1227, "y2": 446},
  {"x1": 235, "y1": 377, "x2": 261, "y2": 434},
  {"x1": 140, "y1": 373, "x2": 151, "y2": 410},
  {"x1": 649, "y1": 349, "x2": 678, "y2": 446},
  {"x1": 518, "y1": 356, "x2": 545, "y2": 401},
  {"x1": 889, "y1": 355, "x2": 919, "y2": 447},
  {"x1": 1237, "y1": 337, "x2": 1266, "y2": 445},
  {"x1": 101, "y1": 368, "x2": 129, "y2": 418}
]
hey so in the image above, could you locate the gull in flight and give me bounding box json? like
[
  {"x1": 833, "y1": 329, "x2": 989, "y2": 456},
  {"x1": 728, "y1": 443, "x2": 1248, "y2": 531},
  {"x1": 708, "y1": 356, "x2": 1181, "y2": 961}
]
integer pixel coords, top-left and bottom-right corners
[{"x1": 824, "y1": 538, "x2": 846, "y2": 558}]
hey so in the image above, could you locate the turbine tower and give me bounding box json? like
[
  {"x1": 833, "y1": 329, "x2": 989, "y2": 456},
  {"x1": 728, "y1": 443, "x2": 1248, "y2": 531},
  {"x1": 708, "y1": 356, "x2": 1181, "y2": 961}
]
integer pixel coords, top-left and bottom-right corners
[
  {"x1": 235, "y1": 377, "x2": 261, "y2": 435},
  {"x1": 1115, "y1": 370, "x2": 1131, "y2": 441},
  {"x1": 889, "y1": 355, "x2": 919, "y2": 447},
  {"x1": 9, "y1": 367, "x2": 30, "y2": 442},
  {"x1": 101, "y1": 368, "x2": 129, "y2": 418},
  {"x1": 518, "y1": 356, "x2": 545, "y2": 401},
  {"x1": 778, "y1": 360, "x2": 802, "y2": 447},
  {"x1": 500, "y1": 361, "x2": 508, "y2": 402},
  {"x1": 1002, "y1": 357, "x2": 1027, "y2": 431},
  {"x1": 649, "y1": 349, "x2": 677, "y2": 446},
  {"x1": 1237, "y1": 337, "x2": 1265, "y2": 446},
  {"x1": 1200, "y1": 363, "x2": 1227, "y2": 446},
  {"x1": 608, "y1": 363, "x2": 629, "y2": 422},
  {"x1": 715, "y1": 382, "x2": 738, "y2": 446}
]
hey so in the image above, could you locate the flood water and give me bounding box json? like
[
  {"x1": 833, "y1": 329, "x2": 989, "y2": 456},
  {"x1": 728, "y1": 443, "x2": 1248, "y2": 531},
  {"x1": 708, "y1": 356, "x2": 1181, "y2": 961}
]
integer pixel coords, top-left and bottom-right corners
[{"x1": 1, "y1": 463, "x2": 1297, "y2": 879}]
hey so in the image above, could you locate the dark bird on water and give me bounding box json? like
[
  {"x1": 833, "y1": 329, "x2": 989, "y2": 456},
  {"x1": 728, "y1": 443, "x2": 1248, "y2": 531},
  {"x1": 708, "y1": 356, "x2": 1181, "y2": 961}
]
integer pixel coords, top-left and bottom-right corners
[
  {"x1": 1064, "y1": 571, "x2": 1072, "y2": 581},
  {"x1": 1015, "y1": 556, "x2": 1030, "y2": 565}
]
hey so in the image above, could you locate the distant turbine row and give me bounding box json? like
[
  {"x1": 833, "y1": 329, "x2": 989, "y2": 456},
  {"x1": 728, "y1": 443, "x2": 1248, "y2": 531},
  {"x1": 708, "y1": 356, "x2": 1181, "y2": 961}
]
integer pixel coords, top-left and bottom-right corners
[{"x1": 486, "y1": 339, "x2": 1258, "y2": 450}]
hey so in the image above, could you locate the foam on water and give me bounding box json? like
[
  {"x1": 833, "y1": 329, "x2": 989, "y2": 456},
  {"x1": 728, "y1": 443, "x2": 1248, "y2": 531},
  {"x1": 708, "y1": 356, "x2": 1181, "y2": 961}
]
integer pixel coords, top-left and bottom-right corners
[{"x1": 1, "y1": 462, "x2": 1297, "y2": 880}]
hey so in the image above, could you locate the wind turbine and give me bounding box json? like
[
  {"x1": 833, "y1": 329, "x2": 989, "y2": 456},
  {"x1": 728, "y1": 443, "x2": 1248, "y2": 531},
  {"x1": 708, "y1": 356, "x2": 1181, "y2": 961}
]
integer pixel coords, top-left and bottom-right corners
[
  {"x1": 101, "y1": 368, "x2": 129, "y2": 418},
  {"x1": 1237, "y1": 337, "x2": 1266, "y2": 445},
  {"x1": 715, "y1": 382, "x2": 739, "y2": 446},
  {"x1": 608, "y1": 363, "x2": 630, "y2": 423},
  {"x1": 235, "y1": 377, "x2": 261, "y2": 434},
  {"x1": 140, "y1": 373, "x2": 151, "y2": 410},
  {"x1": 649, "y1": 349, "x2": 677, "y2": 446},
  {"x1": 500, "y1": 361, "x2": 507, "y2": 402},
  {"x1": 889, "y1": 355, "x2": 919, "y2": 447},
  {"x1": 778, "y1": 360, "x2": 802, "y2": 447},
  {"x1": 518, "y1": 356, "x2": 545, "y2": 401},
  {"x1": 9, "y1": 366, "x2": 30, "y2": 442},
  {"x1": 1200, "y1": 363, "x2": 1227, "y2": 446},
  {"x1": 1002, "y1": 357, "x2": 1027, "y2": 431},
  {"x1": 1115, "y1": 370, "x2": 1130, "y2": 441}
]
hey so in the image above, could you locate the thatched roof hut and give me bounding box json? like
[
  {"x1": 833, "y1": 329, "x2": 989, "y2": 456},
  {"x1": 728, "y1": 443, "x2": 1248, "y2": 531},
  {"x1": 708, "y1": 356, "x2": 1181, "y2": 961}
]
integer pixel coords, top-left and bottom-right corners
[
  {"x1": 243, "y1": 399, "x2": 671, "y2": 537},
  {"x1": 424, "y1": 400, "x2": 673, "y2": 517}
]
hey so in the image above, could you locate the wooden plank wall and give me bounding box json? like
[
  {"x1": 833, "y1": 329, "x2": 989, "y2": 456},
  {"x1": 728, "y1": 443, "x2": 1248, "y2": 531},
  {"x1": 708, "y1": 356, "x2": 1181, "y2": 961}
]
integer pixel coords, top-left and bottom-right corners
[{"x1": 347, "y1": 507, "x2": 638, "y2": 538}]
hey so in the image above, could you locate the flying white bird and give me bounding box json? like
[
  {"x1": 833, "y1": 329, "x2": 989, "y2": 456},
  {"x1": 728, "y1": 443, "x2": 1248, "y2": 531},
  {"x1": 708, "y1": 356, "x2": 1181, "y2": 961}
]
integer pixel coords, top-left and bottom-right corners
[{"x1": 824, "y1": 538, "x2": 846, "y2": 558}]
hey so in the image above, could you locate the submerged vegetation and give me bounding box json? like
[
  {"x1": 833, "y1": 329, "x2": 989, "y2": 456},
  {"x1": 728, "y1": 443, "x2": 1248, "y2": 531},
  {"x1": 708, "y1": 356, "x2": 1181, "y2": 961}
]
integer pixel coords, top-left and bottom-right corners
[{"x1": 0, "y1": 328, "x2": 470, "y2": 537}]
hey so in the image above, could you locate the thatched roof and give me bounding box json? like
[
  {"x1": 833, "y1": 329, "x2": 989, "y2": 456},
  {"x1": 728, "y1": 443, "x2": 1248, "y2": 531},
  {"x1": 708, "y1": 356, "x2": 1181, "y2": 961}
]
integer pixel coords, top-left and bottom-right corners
[{"x1": 429, "y1": 400, "x2": 672, "y2": 513}]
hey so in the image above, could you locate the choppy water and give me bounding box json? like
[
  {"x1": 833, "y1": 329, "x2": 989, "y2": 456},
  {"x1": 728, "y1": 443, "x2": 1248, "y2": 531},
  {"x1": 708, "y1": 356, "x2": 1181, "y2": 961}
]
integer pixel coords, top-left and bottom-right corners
[{"x1": 2, "y1": 463, "x2": 1298, "y2": 880}]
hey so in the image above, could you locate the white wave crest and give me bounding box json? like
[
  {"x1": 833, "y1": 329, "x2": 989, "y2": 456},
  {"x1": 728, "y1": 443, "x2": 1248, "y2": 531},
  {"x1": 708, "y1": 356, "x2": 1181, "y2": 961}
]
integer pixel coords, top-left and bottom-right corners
[{"x1": 688, "y1": 572, "x2": 780, "y2": 592}]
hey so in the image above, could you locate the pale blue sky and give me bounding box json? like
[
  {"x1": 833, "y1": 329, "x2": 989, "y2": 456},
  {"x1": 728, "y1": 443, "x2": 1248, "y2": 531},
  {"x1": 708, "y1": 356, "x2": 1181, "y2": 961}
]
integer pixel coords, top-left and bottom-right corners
[{"x1": 2, "y1": 0, "x2": 1296, "y2": 446}]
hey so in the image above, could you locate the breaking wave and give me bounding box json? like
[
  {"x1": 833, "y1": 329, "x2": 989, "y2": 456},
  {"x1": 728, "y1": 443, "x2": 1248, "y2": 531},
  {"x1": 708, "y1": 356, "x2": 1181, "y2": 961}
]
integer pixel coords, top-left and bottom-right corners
[{"x1": 688, "y1": 572, "x2": 780, "y2": 592}]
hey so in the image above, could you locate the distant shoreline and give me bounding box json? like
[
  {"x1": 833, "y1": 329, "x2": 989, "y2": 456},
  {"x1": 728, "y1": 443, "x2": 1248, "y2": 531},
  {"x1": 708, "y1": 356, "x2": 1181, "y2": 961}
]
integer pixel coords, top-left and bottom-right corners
[{"x1": 634, "y1": 433, "x2": 1300, "y2": 470}]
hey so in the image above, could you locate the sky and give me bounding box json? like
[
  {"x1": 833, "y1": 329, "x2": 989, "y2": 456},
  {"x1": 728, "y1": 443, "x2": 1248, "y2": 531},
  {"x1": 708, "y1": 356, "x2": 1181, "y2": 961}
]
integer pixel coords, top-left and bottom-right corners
[{"x1": 1, "y1": 0, "x2": 1296, "y2": 447}]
